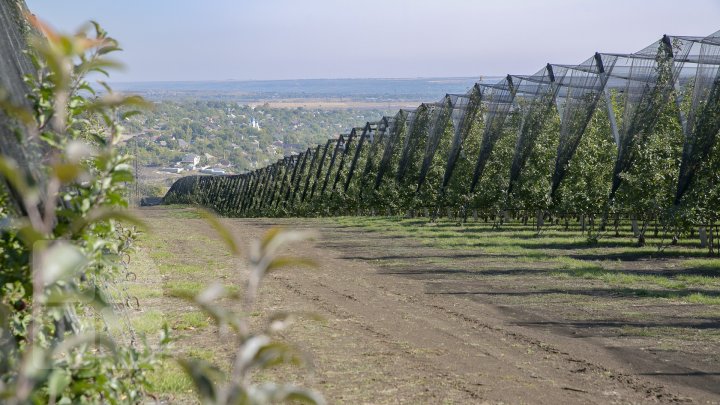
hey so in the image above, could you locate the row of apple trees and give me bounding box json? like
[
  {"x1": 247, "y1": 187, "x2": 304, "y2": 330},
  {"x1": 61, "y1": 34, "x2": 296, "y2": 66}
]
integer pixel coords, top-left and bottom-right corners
[{"x1": 165, "y1": 34, "x2": 720, "y2": 253}]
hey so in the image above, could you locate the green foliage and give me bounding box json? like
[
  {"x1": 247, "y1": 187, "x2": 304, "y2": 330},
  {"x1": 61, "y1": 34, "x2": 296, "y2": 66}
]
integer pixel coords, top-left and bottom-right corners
[
  {"x1": 182, "y1": 223, "x2": 326, "y2": 405},
  {"x1": 0, "y1": 17, "x2": 165, "y2": 404}
]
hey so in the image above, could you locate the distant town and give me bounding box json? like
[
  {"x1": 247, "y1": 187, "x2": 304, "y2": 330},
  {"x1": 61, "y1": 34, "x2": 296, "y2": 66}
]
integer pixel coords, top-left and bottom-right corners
[{"x1": 121, "y1": 100, "x2": 392, "y2": 179}]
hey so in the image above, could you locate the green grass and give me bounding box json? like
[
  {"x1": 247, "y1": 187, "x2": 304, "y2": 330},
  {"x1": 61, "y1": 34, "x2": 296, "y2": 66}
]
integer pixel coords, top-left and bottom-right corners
[
  {"x1": 125, "y1": 283, "x2": 163, "y2": 299},
  {"x1": 162, "y1": 205, "x2": 204, "y2": 219},
  {"x1": 158, "y1": 263, "x2": 205, "y2": 275},
  {"x1": 335, "y1": 216, "x2": 720, "y2": 306},
  {"x1": 164, "y1": 280, "x2": 203, "y2": 300},
  {"x1": 172, "y1": 311, "x2": 210, "y2": 330},
  {"x1": 147, "y1": 360, "x2": 194, "y2": 394},
  {"x1": 132, "y1": 310, "x2": 166, "y2": 335},
  {"x1": 184, "y1": 348, "x2": 216, "y2": 361},
  {"x1": 683, "y1": 258, "x2": 720, "y2": 272},
  {"x1": 686, "y1": 292, "x2": 720, "y2": 305}
]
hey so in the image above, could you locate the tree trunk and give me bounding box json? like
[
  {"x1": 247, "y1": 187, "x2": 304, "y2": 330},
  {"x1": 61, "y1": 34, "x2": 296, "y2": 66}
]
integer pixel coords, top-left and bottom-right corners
[
  {"x1": 614, "y1": 213, "x2": 620, "y2": 237},
  {"x1": 653, "y1": 216, "x2": 659, "y2": 237}
]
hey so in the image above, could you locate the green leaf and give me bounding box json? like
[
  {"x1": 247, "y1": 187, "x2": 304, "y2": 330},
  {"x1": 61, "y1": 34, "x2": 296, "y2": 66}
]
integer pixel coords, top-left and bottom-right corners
[
  {"x1": 198, "y1": 209, "x2": 240, "y2": 256},
  {"x1": 261, "y1": 229, "x2": 317, "y2": 258},
  {"x1": 68, "y1": 208, "x2": 146, "y2": 236},
  {"x1": 265, "y1": 257, "x2": 317, "y2": 273},
  {"x1": 52, "y1": 333, "x2": 117, "y2": 359},
  {"x1": 53, "y1": 162, "x2": 83, "y2": 183},
  {"x1": 121, "y1": 110, "x2": 142, "y2": 120},
  {"x1": 177, "y1": 358, "x2": 221, "y2": 403},
  {"x1": 254, "y1": 341, "x2": 305, "y2": 370},
  {"x1": 48, "y1": 369, "x2": 71, "y2": 398},
  {"x1": 249, "y1": 383, "x2": 326, "y2": 405},
  {"x1": 0, "y1": 97, "x2": 35, "y2": 126},
  {"x1": 267, "y1": 311, "x2": 324, "y2": 333},
  {"x1": 39, "y1": 242, "x2": 87, "y2": 286},
  {"x1": 0, "y1": 156, "x2": 31, "y2": 196},
  {"x1": 66, "y1": 141, "x2": 96, "y2": 163}
]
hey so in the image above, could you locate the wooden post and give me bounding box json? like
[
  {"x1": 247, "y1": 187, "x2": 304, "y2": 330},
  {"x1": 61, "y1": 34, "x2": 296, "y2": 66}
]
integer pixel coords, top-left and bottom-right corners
[
  {"x1": 631, "y1": 216, "x2": 639, "y2": 237},
  {"x1": 536, "y1": 209, "x2": 544, "y2": 231},
  {"x1": 699, "y1": 227, "x2": 708, "y2": 248}
]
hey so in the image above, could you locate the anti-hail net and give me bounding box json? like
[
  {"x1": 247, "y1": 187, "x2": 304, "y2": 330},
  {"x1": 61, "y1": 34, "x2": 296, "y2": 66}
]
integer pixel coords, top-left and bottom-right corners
[
  {"x1": 163, "y1": 29, "x2": 720, "y2": 220},
  {"x1": 321, "y1": 135, "x2": 345, "y2": 195},
  {"x1": 507, "y1": 66, "x2": 561, "y2": 195},
  {"x1": 601, "y1": 36, "x2": 693, "y2": 200},
  {"x1": 672, "y1": 32, "x2": 720, "y2": 204},
  {"x1": 396, "y1": 105, "x2": 431, "y2": 182},
  {"x1": 301, "y1": 144, "x2": 322, "y2": 202},
  {"x1": 309, "y1": 140, "x2": 333, "y2": 200},
  {"x1": 332, "y1": 129, "x2": 358, "y2": 191},
  {"x1": 550, "y1": 55, "x2": 614, "y2": 197},
  {"x1": 417, "y1": 96, "x2": 454, "y2": 191},
  {"x1": 360, "y1": 117, "x2": 390, "y2": 192},
  {"x1": 442, "y1": 84, "x2": 483, "y2": 191},
  {"x1": 345, "y1": 123, "x2": 373, "y2": 192},
  {"x1": 470, "y1": 76, "x2": 516, "y2": 192},
  {"x1": 374, "y1": 111, "x2": 407, "y2": 189}
]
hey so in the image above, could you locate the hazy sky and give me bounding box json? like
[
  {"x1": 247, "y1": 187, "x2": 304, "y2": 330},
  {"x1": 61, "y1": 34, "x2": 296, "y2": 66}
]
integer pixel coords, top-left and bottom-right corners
[{"x1": 25, "y1": 0, "x2": 720, "y2": 82}]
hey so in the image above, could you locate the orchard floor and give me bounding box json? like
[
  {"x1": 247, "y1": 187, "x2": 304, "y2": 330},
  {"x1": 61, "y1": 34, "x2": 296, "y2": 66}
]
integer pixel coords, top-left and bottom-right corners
[{"x1": 129, "y1": 206, "x2": 720, "y2": 404}]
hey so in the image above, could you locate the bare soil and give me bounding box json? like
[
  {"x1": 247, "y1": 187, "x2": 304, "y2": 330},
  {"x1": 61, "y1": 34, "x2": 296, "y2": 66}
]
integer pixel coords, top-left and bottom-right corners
[{"x1": 133, "y1": 207, "x2": 720, "y2": 404}]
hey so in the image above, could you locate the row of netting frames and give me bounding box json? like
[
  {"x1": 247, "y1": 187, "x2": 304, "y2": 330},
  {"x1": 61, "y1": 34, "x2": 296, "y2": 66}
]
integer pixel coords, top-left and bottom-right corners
[{"x1": 164, "y1": 29, "x2": 720, "y2": 226}]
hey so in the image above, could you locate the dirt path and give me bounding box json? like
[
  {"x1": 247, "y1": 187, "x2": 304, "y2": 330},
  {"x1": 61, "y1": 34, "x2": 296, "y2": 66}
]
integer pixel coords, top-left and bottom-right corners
[{"x1": 137, "y1": 207, "x2": 720, "y2": 404}]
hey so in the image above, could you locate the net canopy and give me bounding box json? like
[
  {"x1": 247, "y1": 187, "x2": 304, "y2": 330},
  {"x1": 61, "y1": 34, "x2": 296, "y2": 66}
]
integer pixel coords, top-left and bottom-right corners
[
  {"x1": 600, "y1": 35, "x2": 694, "y2": 200},
  {"x1": 470, "y1": 76, "x2": 517, "y2": 192},
  {"x1": 164, "y1": 28, "x2": 720, "y2": 222},
  {"x1": 507, "y1": 65, "x2": 561, "y2": 195},
  {"x1": 300, "y1": 144, "x2": 322, "y2": 202},
  {"x1": 359, "y1": 116, "x2": 390, "y2": 193},
  {"x1": 670, "y1": 31, "x2": 720, "y2": 204},
  {"x1": 549, "y1": 55, "x2": 614, "y2": 197},
  {"x1": 442, "y1": 84, "x2": 483, "y2": 191},
  {"x1": 375, "y1": 110, "x2": 407, "y2": 189},
  {"x1": 417, "y1": 95, "x2": 454, "y2": 191},
  {"x1": 289, "y1": 147, "x2": 312, "y2": 203},
  {"x1": 320, "y1": 134, "x2": 345, "y2": 195},
  {"x1": 343, "y1": 124, "x2": 374, "y2": 192},
  {"x1": 332, "y1": 127, "x2": 361, "y2": 191},
  {"x1": 397, "y1": 104, "x2": 434, "y2": 182},
  {"x1": 308, "y1": 139, "x2": 333, "y2": 200}
]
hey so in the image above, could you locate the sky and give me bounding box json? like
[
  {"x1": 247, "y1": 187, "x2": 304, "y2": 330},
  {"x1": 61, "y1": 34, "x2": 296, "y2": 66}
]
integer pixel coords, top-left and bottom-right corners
[{"x1": 25, "y1": 0, "x2": 720, "y2": 82}]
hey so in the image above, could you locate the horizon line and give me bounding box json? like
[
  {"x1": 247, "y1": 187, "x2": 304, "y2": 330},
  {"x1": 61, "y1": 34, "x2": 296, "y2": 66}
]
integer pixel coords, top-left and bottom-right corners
[{"x1": 107, "y1": 75, "x2": 502, "y2": 84}]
